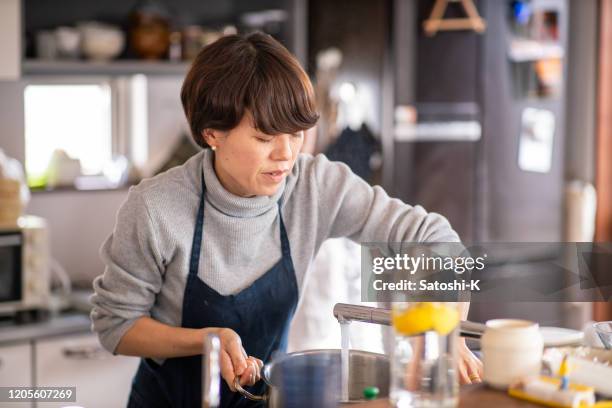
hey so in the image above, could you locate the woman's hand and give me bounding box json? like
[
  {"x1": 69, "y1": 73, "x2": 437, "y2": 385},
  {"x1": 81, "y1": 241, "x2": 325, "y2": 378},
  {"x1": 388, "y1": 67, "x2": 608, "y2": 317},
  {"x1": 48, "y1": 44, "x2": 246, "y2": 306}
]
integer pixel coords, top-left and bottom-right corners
[
  {"x1": 457, "y1": 339, "x2": 483, "y2": 384},
  {"x1": 217, "y1": 328, "x2": 263, "y2": 391}
]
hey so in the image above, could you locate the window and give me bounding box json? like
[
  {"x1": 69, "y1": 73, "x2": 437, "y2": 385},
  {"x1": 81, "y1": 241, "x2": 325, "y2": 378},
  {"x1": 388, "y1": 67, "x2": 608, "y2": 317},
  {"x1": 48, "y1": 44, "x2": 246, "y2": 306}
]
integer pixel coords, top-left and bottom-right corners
[{"x1": 23, "y1": 76, "x2": 148, "y2": 189}]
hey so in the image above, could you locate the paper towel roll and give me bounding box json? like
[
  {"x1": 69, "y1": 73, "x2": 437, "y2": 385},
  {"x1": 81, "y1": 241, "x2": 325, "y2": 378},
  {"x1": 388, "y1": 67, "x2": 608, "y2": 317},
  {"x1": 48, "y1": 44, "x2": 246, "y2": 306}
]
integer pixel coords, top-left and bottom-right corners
[{"x1": 565, "y1": 181, "x2": 597, "y2": 241}]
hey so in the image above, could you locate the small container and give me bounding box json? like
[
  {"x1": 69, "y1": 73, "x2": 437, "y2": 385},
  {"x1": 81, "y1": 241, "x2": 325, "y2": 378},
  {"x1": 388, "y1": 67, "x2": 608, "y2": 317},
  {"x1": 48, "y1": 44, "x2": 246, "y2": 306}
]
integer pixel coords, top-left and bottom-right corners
[
  {"x1": 129, "y1": 0, "x2": 171, "y2": 60},
  {"x1": 481, "y1": 319, "x2": 543, "y2": 389},
  {"x1": 594, "y1": 321, "x2": 612, "y2": 350},
  {"x1": 35, "y1": 30, "x2": 58, "y2": 60},
  {"x1": 168, "y1": 31, "x2": 182, "y2": 61},
  {"x1": 55, "y1": 26, "x2": 81, "y2": 59},
  {"x1": 181, "y1": 25, "x2": 203, "y2": 60}
]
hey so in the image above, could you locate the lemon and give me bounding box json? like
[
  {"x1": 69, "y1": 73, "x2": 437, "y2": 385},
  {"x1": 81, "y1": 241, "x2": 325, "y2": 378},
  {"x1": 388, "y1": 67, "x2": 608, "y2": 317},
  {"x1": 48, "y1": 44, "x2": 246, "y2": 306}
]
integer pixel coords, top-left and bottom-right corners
[
  {"x1": 431, "y1": 304, "x2": 460, "y2": 335},
  {"x1": 392, "y1": 304, "x2": 433, "y2": 335},
  {"x1": 392, "y1": 303, "x2": 459, "y2": 336}
]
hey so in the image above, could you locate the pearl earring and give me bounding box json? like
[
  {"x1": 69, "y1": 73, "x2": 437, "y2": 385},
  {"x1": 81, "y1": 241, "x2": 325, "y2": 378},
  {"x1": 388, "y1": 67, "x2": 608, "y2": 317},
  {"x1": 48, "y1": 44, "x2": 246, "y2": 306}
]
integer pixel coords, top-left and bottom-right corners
[{"x1": 211, "y1": 146, "x2": 216, "y2": 151}]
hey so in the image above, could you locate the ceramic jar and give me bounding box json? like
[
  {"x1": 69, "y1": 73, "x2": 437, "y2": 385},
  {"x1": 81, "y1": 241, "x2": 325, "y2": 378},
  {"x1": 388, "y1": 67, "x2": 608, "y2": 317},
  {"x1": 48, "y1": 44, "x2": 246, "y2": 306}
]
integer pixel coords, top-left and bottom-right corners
[
  {"x1": 481, "y1": 319, "x2": 544, "y2": 389},
  {"x1": 128, "y1": 0, "x2": 170, "y2": 60}
]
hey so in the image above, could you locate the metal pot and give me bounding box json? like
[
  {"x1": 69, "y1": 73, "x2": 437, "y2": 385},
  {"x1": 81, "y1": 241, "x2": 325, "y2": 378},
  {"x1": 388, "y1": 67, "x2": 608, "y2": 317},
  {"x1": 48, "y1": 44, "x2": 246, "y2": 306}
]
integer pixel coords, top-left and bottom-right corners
[{"x1": 233, "y1": 349, "x2": 390, "y2": 407}]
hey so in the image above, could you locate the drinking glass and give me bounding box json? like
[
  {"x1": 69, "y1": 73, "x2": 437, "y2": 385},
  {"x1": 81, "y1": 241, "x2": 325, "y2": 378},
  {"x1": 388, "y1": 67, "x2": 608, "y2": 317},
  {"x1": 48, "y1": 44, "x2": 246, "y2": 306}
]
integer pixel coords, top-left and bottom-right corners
[{"x1": 390, "y1": 302, "x2": 460, "y2": 408}]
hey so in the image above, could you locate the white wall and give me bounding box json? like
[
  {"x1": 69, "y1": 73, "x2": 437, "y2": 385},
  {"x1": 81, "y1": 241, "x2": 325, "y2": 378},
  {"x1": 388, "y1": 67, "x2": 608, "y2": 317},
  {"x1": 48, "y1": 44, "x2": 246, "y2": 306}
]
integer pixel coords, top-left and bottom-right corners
[
  {"x1": 28, "y1": 189, "x2": 129, "y2": 285},
  {"x1": 142, "y1": 76, "x2": 190, "y2": 177},
  {"x1": 0, "y1": 0, "x2": 21, "y2": 81},
  {"x1": 0, "y1": 80, "x2": 26, "y2": 162}
]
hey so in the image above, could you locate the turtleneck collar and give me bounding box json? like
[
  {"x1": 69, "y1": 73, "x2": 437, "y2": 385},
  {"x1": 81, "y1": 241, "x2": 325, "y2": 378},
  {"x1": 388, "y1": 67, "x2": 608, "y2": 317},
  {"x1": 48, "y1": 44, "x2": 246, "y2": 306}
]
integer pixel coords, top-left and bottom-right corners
[{"x1": 201, "y1": 148, "x2": 285, "y2": 218}]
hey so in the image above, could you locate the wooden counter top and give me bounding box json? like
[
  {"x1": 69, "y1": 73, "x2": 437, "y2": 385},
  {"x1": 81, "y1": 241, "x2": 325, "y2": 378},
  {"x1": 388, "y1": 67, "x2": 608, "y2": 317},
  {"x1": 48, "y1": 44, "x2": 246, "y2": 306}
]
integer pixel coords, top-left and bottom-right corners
[{"x1": 355, "y1": 384, "x2": 541, "y2": 407}]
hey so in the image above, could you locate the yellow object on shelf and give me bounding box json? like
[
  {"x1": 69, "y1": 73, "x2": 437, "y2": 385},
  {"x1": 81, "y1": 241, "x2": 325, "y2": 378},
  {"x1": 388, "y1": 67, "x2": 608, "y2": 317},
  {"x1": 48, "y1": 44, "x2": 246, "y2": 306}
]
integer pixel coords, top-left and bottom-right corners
[{"x1": 392, "y1": 302, "x2": 459, "y2": 336}]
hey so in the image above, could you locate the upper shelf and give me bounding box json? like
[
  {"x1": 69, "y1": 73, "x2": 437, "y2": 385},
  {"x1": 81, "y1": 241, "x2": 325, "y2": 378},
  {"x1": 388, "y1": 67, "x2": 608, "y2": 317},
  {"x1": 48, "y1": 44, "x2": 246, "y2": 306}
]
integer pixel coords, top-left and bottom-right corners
[
  {"x1": 22, "y1": 59, "x2": 191, "y2": 76},
  {"x1": 508, "y1": 39, "x2": 565, "y2": 63}
]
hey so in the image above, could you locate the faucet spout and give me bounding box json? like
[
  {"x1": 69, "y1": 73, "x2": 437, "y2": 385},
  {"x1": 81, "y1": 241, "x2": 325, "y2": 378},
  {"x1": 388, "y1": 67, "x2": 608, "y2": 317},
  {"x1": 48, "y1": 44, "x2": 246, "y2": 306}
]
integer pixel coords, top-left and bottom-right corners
[
  {"x1": 333, "y1": 303, "x2": 391, "y2": 325},
  {"x1": 333, "y1": 303, "x2": 486, "y2": 339}
]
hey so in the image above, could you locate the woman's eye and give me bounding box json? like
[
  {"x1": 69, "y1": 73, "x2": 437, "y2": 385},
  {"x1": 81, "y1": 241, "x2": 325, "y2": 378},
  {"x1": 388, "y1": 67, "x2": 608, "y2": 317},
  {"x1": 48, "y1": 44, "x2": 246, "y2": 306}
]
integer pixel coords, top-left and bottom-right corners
[{"x1": 256, "y1": 137, "x2": 272, "y2": 143}]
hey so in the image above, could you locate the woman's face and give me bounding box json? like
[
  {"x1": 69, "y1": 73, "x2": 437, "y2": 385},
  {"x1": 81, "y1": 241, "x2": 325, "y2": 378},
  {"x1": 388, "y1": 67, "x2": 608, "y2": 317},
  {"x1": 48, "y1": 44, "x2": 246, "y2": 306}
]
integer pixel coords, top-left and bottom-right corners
[{"x1": 205, "y1": 113, "x2": 304, "y2": 197}]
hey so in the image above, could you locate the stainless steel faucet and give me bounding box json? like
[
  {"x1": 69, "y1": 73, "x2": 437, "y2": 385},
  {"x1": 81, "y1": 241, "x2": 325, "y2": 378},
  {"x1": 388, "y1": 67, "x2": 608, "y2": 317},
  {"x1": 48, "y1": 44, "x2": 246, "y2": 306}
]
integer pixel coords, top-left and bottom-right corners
[{"x1": 333, "y1": 303, "x2": 486, "y2": 339}]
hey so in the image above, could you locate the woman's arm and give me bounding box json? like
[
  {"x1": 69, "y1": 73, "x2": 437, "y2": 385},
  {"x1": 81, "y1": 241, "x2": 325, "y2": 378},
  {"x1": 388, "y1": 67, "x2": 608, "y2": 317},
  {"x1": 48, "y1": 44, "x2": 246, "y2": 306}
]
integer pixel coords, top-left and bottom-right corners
[
  {"x1": 307, "y1": 155, "x2": 483, "y2": 381},
  {"x1": 91, "y1": 188, "x2": 166, "y2": 355},
  {"x1": 309, "y1": 155, "x2": 460, "y2": 246},
  {"x1": 116, "y1": 317, "x2": 262, "y2": 390},
  {"x1": 91, "y1": 188, "x2": 262, "y2": 390},
  {"x1": 115, "y1": 316, "x2": 210, "y2": 359}
]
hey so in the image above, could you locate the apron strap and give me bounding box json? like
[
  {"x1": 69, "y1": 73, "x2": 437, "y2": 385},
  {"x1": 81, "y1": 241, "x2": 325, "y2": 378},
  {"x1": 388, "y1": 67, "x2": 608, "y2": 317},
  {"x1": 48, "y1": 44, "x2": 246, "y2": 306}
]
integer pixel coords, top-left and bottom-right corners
[
  {"x1": 277, "y1": 200, "x2": 292, "y2": 260},
  {"x1": 188, "y1": 172, "x2": 206, "y2": 277}
]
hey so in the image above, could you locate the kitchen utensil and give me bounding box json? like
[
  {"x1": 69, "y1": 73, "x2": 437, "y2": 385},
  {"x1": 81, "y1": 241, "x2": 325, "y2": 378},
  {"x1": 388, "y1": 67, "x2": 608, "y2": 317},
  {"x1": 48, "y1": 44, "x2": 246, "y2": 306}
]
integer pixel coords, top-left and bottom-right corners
[
  {"x1": 481, "y1": 319, "x2": 544, "y2": 389},
  {"x1": 234, "y1": 349, "x2": 389, "y2": 407}
]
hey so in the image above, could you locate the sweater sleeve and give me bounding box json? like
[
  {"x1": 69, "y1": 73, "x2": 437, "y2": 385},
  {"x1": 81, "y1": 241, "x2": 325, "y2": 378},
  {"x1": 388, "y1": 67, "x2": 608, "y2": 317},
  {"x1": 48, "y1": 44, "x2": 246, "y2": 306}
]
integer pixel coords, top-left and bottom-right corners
[
  {"x1": 311, "y1": 154, "x2": 460, "y2": 246},
  {"x1": 90, "y1": 188, "x2": 165, "y2": 354}
]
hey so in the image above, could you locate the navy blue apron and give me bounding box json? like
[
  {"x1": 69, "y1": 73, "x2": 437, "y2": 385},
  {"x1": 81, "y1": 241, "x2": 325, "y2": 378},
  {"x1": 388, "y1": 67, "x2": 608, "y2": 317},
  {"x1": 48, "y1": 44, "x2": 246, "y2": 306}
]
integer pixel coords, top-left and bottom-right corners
[{"x1": 127, "y1": 171, "x2": 299, "y2": 407}]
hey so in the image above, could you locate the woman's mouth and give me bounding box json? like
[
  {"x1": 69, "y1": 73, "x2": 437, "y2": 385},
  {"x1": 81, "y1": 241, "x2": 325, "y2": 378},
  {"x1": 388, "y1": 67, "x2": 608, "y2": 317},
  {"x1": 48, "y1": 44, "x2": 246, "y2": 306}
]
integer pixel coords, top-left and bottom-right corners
[{"x1": 262, "y1": 169, "x2": 288, "y2": 183}]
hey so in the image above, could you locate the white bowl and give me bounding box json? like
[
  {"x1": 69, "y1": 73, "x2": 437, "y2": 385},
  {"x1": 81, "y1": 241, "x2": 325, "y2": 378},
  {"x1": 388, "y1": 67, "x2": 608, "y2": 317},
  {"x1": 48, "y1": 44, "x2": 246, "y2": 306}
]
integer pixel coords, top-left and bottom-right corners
[{"x1": 79, "y1": 22, "x2": 125, "y2": 61}]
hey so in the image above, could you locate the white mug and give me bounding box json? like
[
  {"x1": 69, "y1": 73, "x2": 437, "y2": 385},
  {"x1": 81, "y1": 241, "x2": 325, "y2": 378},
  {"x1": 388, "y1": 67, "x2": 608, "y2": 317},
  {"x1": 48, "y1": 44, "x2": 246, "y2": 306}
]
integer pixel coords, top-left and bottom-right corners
[{"x1": 481, "y1": 319, "x2": 543, "y2": 389}]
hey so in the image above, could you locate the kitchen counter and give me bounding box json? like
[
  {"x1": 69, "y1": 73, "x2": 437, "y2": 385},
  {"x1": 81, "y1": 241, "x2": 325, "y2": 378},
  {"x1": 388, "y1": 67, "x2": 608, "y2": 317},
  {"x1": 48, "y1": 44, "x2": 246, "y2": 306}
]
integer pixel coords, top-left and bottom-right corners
[
  {"x1": 0, "y1": 312, "x2": 91, "y2": 345},
  {"x1": 356, "y1": 384, "x2": 543, "y2": 407}
]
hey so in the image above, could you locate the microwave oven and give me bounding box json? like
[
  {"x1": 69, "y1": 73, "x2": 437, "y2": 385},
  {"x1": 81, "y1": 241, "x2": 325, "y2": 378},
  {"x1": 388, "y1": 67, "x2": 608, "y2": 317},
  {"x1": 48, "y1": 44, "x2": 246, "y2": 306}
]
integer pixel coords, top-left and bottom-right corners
[{"x1": 0, "y1": 215, "x2": 50, "y2": 315}]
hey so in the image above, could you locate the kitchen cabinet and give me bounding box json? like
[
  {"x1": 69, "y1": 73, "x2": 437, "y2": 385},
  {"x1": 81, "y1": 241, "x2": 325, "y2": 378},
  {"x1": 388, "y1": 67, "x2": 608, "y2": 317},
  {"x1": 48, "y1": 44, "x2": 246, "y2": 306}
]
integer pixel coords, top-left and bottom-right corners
[
  {"x1": 0, "y1": 0, "x2": 21, "y2": 80},
  {"x1": 0, "y1": 343, "x2": 33, "y2": 407},
  {"x1": 35, "y1": 333, "x2": 139, "y2": 408}
]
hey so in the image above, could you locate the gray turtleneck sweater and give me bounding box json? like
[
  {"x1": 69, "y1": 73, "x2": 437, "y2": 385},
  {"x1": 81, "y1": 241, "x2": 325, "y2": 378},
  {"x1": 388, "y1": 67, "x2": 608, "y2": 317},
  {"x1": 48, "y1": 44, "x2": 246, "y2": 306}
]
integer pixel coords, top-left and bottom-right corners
[{"x1": 90, "y1": 149, "x2": 459, "y2": 354}]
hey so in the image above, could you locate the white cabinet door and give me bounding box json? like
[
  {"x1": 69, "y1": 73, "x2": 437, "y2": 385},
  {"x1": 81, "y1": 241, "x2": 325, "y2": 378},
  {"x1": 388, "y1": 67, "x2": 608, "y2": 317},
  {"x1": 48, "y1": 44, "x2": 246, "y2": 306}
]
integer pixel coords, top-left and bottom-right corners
[
  {"x1": 0, "y1": 342, "x2": 32, "y2": 407},
  {"x1": 35, "y1": 333, "x2": 139, "y2": 408},
  {"x1": 0, "y1": 0, "x2": 21, "y2": 80}
]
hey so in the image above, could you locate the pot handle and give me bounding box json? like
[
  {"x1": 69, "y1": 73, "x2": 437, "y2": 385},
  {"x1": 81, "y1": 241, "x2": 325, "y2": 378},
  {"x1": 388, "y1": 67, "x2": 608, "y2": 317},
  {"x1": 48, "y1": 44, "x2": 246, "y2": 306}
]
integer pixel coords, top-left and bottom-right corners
[{"x1": 233, "y1": 376, "x2": 267, "y2": 401}]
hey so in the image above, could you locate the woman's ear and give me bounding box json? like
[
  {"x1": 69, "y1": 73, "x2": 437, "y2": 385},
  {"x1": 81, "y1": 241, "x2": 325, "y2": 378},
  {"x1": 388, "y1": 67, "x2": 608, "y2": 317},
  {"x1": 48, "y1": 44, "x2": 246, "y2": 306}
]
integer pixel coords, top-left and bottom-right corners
[{"x1": 202, "y1": 128, "x2": 218, "y2": 149}]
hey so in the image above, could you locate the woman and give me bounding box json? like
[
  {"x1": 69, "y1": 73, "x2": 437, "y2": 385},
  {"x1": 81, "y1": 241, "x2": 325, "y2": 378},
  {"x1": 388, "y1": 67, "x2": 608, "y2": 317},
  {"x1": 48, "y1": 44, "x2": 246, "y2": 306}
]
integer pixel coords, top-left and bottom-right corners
[{"x1": 91, "y1": 32, "x2": 482, "y2": 408}]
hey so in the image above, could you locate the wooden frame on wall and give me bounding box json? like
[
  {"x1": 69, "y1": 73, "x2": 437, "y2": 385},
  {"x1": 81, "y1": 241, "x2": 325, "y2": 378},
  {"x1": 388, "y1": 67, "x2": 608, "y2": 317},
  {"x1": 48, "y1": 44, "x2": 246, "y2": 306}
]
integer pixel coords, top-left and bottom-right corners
[{"x1": 594, "y1": 0, "x2": 612, "y2": 321}]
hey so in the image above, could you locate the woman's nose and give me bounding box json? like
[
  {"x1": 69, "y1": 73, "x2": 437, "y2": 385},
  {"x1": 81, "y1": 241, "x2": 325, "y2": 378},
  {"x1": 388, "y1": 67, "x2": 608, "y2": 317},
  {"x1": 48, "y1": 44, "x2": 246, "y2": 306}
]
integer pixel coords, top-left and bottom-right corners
[{"x1": 272, "y1": 135, "x2": 293, "y2": 161}]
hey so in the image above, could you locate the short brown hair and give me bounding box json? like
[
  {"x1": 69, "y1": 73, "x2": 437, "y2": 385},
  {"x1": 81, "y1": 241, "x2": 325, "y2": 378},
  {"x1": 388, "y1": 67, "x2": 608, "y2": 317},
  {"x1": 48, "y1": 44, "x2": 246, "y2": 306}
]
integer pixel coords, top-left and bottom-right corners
[{"x1": 181, "y1": 32, "x2": 319, "y2": 148}]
